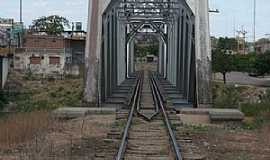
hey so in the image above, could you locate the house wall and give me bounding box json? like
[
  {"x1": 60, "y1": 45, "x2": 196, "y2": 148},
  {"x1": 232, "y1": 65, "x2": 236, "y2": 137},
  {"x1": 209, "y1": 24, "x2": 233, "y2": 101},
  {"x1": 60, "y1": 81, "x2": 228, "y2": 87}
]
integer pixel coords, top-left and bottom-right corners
[
  {"x1": 13, "y1": 35, "x2": 79, "y2": 76},
  {"x1": 65, "y1": 39, "x2": 85, "y2": 64},
  {"x1": 256, "y1": 43, "x2": 270, "y2": 53},
  {"x1": 14, "y1": 49, "x2": 68, "y2": 75},
  {"x1": 23, "y1": 35, "x2": 65, "y2": 49},
  {"x1": 0, "y1": 29, "x2": 8, "y2": 47}
]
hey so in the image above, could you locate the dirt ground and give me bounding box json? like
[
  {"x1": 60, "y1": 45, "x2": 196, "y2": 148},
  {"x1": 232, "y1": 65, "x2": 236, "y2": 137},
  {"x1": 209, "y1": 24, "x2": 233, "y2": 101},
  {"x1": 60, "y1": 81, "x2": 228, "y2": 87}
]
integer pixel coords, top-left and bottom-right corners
[
  {"x1": 0, "y1": 114, "x2": 115, "y2": 160},
  {"x1": 187, "y1": 123, "x2": 270, "y2": 160},
  {"x1": 1, "y1": 66, "x2": 269, "y2": 160}
]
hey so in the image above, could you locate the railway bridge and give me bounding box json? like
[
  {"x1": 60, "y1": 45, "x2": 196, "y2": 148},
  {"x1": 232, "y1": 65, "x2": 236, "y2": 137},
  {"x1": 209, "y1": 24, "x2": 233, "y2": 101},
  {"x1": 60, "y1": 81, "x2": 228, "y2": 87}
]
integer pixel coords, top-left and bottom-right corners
[{"x1": 84, "y1": 0, "x2": 212, "y2": 108}]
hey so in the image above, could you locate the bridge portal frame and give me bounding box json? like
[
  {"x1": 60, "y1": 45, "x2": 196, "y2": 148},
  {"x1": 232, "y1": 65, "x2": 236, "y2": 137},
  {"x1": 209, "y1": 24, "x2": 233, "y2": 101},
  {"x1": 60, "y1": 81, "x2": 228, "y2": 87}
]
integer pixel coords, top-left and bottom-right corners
[{"x1": 84, "y1": 0, "x2": 212, "y2": 108}]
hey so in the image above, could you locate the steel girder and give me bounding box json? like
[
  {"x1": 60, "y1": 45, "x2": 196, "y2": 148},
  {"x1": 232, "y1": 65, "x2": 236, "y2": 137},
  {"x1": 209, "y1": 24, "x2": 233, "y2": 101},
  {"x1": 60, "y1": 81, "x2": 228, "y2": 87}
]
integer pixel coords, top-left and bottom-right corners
[{"x1": 101, "y1": 0, "x2": 196, "y2": 104}]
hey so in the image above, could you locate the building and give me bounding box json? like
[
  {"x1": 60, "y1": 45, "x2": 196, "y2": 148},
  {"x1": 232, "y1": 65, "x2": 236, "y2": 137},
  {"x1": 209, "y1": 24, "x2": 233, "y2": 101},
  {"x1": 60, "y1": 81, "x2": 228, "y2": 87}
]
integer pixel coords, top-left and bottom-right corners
[
  {"x1": 14, "y1": 35, "x2": 71, "y2": 76},
  {"x1": 0, "y1": 28, "x2": 8, "y2": 47},
  {"x1": 63, "y1": 31, "x2": 86, "y2": 65},
  {"x1": 255, "y1": 38, "x2": 270, "y2": 54},
  {"x1": 14, "y1": 33, "x2": 86, "y2": 77},
  {"x1": 0, "y1": 18, "x2": 23, "y2": 47},
  {"x1": 0, "y1": 51, "x2": 9, "y2": 89}
]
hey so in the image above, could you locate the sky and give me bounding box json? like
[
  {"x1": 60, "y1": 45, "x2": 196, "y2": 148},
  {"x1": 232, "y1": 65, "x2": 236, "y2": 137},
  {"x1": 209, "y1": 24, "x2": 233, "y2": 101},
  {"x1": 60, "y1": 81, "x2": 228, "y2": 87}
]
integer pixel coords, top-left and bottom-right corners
[
  {"x1": 0, "y1": 0, "x2": 270, "y2": 41},
  {"x1": 0, "y1": 0, "x2": 89, "y2": 30},
  {"x1": 209, "y1": 0, "x2": 270, "y2": 41}
]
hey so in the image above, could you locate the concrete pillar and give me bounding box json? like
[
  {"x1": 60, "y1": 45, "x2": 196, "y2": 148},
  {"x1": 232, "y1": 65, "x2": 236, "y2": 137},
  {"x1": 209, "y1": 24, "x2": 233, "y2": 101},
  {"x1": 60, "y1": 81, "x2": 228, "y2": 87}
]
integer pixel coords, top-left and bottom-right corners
[
  {"x1": 117, "y1": 21, "x2": 126, "y2": 84},
  {"x1": 186, "y1": 0, "x2": 212, "y2": 107},
  {"x1": 158, "y1": 37, "x2": 163, "y2": 74},
  {"x1": 84, "y1": 0, "x2": 112, "y2": 104},
  {"x1": 129, "y1": 39, "x2": 135, "y2": 74},
  {"x1": 172, "y1": 22, "x2": 178, "y2": 85},
  {"x1": 84, "y1": 0, "x2": 99, "y2": 104}
]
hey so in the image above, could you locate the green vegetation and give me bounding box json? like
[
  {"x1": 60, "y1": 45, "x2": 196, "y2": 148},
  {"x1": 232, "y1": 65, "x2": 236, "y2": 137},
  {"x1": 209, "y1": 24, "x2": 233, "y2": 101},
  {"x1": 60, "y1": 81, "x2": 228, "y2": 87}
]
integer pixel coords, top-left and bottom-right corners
[
  {"x1": 216, "y1": 37, "x2": 238, "y2": 51},
  {"x1": 212, "y1": 49, "x2": 234, "y2": 84},
  {"x1": 3, "y1": 78, "x2": 83, "y2": 112},
  {"x1": 241, "y1": 114, "x2": 267, "y2": 130},
  {"x1": 184, "y1": 124, "x2": 210, "y2": 133},
  {"x1": 135, "y1": 43, "x2": 159, "y2": 58},
  {"x1": 31, "y1": 15, "x2": 70, "y2": 35},
  {"x1": 114, "y1": 119, "x2": 127, "y2": 128},
  {"x1": 225, "y1": 152, "x2": 251, "y2": 160},
  {"x1": 231, "y1": 53, "x2": 256, "y2": 73},
  {"x1": 212, "y1": 37, "x2": 270, "y2": 83},
  {"x1": 240, "y1": 90, "x2": 270, "y2": 129},
  {"x1": 252, "y1": 51, "x2": 270, "y2": 76},
  {"x1": 212, "y1": 50, "x2": 270, "y2": 83},
  {"x1": 213, "y1": 82, "x2": 270, "y2": 129},
  {"x1": 134, "y1": 34, "x2": 159, "y2": 58},
  {"x1": 212, "y1": 83, "x2": 240, "y2": 108},
  {"x1": 241, "y1": 103, "x2": 270, "y2": 117},
  {"x1": 0, "y1": 91, "x2": 8, "y2": 111}
]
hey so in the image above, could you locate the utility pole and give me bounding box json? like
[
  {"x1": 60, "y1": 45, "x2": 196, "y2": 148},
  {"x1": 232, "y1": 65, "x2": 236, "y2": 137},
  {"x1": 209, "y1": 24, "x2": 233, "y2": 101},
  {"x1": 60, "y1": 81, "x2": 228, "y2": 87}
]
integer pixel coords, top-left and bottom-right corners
[
  {"x1": 253, "y1": 0, "x2": 256, "y2": 50},
  {"x1": 236, "y1": 27, "x2": 248, "y2": 54},
  {"x1": 20, "y1": 0, "x2": 23, "y2": 23},
  {"x1": 233, "y1": 17, "x2": 236, "y2": 38}
]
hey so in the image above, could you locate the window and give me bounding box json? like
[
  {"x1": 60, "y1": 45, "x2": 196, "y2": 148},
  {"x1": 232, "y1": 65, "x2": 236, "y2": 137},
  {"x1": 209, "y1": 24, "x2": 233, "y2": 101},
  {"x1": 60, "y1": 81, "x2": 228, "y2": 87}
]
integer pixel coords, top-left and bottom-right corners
[
  {"x1": 49, "y1": 57, "x2": 60, "y2": 65},
  {"x1": 30, "y1": 57, "x2": 41, "y2": 64},
  {"x1": 66, "y1": 57, "x2": 72, "y2": 64}
]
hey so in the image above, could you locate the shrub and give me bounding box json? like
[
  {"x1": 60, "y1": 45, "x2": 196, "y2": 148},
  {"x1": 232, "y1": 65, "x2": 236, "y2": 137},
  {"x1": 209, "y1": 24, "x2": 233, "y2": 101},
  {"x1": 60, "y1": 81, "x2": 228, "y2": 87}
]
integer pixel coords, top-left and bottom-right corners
[
  {"x1": 240, "y1": 103, "x2": 270, "y2": 117},
  {"x1": 24, "y1": 68, "x2": 33, "y2": 80},
  {"x1": 240, "y1": 91, "x2": 270, "y2": 129},
  {"x1": 242, "y1": 115, "x2": 267, "y2": 130},
  {"x1": 261, "y1": 89, "x2": 270, "y2": 104},
  {"x1": 213, "y1": 83, "x2": 240, "y2": 108}
]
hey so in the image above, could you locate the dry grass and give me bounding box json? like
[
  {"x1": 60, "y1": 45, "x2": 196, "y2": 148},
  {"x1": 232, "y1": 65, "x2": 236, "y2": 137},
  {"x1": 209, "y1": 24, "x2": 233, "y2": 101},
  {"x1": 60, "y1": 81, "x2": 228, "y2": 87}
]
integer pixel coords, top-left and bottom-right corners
[
  {"x1": 0, "y1": 113, "x2": 115, "y2": 160},
  {"x1": 0, "y1": 111, "x2": 50, "y2": 149}
]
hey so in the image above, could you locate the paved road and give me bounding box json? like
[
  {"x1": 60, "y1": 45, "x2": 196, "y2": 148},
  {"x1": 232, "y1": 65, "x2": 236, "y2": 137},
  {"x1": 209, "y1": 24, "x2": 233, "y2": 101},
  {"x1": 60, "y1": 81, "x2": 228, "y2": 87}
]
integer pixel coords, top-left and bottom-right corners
[{"x1": 214, "y1": 72, "x2": 270, "y2": 87}]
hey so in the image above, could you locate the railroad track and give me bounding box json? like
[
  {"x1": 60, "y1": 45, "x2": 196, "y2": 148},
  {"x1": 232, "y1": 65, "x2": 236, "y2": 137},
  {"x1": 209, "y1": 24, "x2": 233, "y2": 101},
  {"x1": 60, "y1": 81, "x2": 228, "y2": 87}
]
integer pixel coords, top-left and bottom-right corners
[
  {"x1": 113, "y1": 70, "x2": 182, "y2": 160},
  {"x1": 95, "y1": 69, "x2": 205, "y2": 160}
]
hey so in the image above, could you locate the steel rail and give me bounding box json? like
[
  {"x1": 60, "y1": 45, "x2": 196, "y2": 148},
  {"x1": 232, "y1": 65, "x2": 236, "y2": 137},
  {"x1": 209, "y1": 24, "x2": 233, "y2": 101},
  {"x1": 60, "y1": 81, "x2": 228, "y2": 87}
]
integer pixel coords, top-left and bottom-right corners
[
  {"x1": 136, "y1": 71, "x2": 160, "y2": 121},
  {"x1": 115, "y1": 72, "x2": 143, "y2": 160},
  {"x1": 151, "y1": 73, "x2": 183, "y2": 160},
  {"x1": 149, "y1": 75, "x2": 160, "y2": 114}
]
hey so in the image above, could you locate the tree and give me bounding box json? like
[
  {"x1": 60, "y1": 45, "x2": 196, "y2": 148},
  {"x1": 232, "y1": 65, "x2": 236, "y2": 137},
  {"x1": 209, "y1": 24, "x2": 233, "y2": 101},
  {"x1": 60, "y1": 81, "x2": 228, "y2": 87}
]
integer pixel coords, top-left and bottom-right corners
[
  {"x1": 31, "y1": 15, "x2": 70, "y2": 35},
  {"x1": 212, "y1": 49, "x2": 234, "y2": 84},
  {"x1": 232, "y1": 53, "x2": 256, "y2": 73},
  {"x1": 253, "y1": 51, "x2": 270, "y2": 76},
  {"x1": 217, "y1": 37, "x2": 238, "y2": 51}
]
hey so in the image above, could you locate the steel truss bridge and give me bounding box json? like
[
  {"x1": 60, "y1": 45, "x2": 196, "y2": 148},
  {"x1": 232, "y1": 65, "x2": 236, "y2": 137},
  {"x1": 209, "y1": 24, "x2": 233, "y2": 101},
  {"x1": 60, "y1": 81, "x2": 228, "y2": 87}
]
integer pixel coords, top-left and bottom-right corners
[{"x1": 84, "y1": 0, "x2": 212, "y2": 108}]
